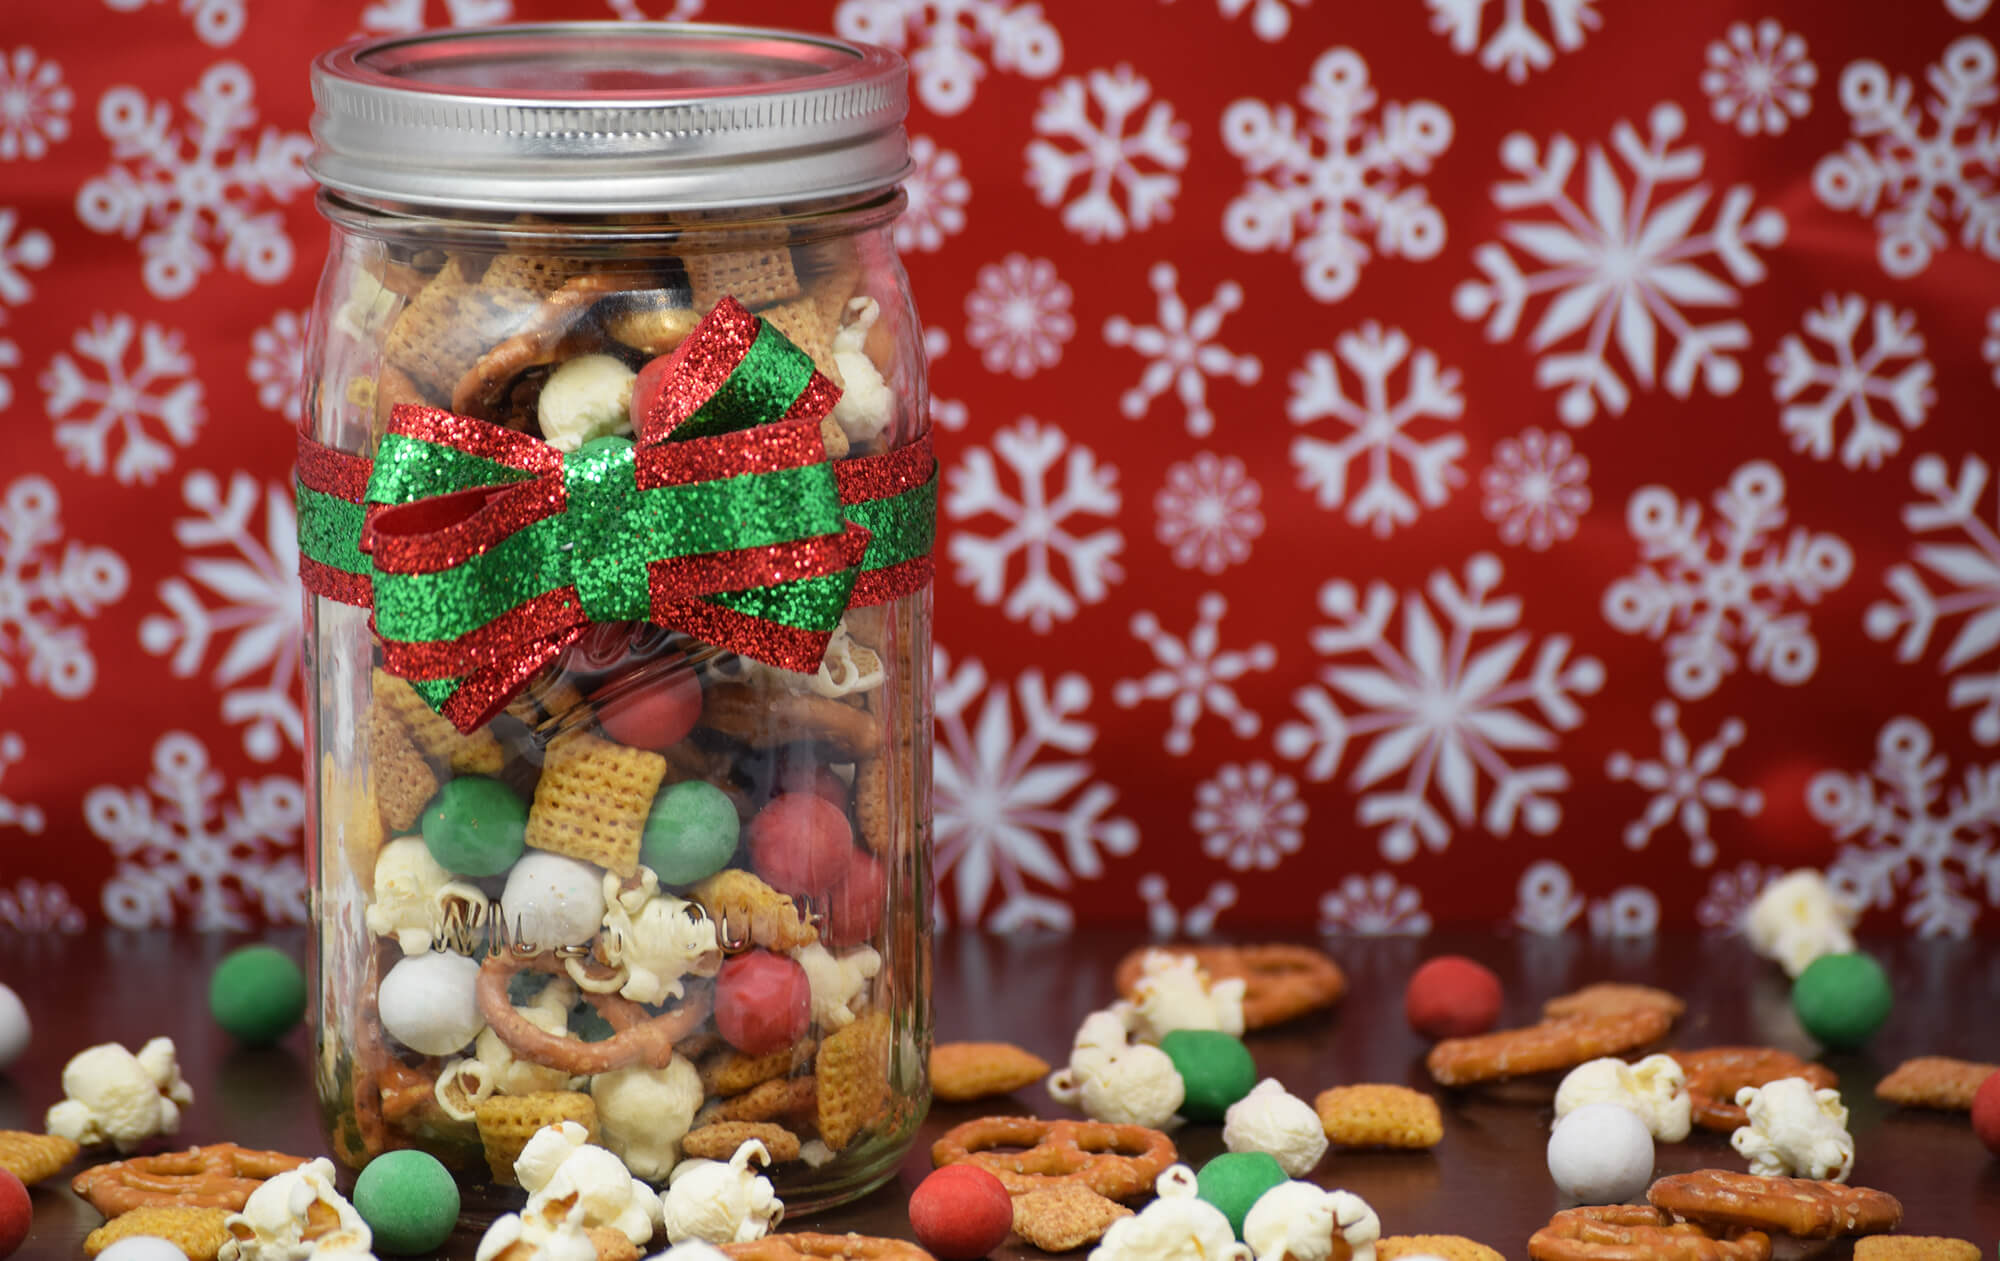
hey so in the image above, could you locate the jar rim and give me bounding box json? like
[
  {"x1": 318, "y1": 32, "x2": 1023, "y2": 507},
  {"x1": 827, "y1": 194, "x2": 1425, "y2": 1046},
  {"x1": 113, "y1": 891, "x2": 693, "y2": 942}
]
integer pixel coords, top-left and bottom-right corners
[{"x1": 308, "y1": 22, "x2": 910, "y2": 214}]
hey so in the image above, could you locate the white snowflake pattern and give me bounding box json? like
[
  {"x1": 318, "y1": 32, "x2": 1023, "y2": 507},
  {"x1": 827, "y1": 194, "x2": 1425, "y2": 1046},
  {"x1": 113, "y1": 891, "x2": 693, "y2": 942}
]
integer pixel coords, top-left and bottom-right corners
[
  {"x1": 1605, "y1": 699, "x2": 1765, "y2": 867},
  {"x1": 1275, "y1": 553, "x2": 1605, "y2": 862},
  {"x1": 76, "y1": 61, "x2": 314, "y2": 300},
  {"x1": 139, "y1": 471, "x2": 303, "y2": 762},
  {"x1": 1984, "y1": 308, "x2": 2000, "y2": 389},
  {"x1": 1192, "y1": 762, "x2": 1304, "y2": 872},
  {"x1": 102, "y1": 0, "x2": 245, "y2": 46},
  {"x1": 1222, "y1": 48, "x2": 1452, "y2": 303},
  {"x1": 1605, "y1": 461, "x2": 1854, "y2": 701},
  {"x1": 1768, "y1": 293, "x2": 1934, "y2": 470},
  {"x1": 1288, "y1": 322, "x2": 1466, "y2": 537},
  {"x1": 359, "y1": 0, "x2": 514, "y2": 32},
  {"x1": 1103, "y1": 264, "x2": 1260, "y2": 440},
  {"x1": 922, "y1": 326, "x2": 968, "y2": 431},
  {"x1": 1696, "y1": 860, "x2": 1783, "y2": 932},
  {"x1": 933, "y1": 648, "x2": 1138, "y2": 932},
  {"x1": 0, "y1": 879, "x2": 85, "y2": 933},
  {"x1": 0, "y1": 206, "x2": 52, "y2": 411},
  {"x1": 42, "y1": 313, "x2": 206, "y2": 485},
  {"x1": 0, "y1": 476, "x2": 129, "y2": 701},
  {"x1": 1318, "y1": 872, "x2": 1432, "y2": 935},
  {"x1": 0, "y1": 47, "x2": 72, "y2": 161},
  {"x1": 1138, "y1": 874, "x2": 1237, "y2": 938},
  {"x1": 1588, "y1": 886, "x2": 1660, "y2": 938},
  {"x1": 1867, "y1": 453, "x2": 2000, "y2": 746},
  {"x1": 1947, "y1": 0, "x2": 1994, "y2": 18},
  {"x1": 1701, "y1": 19, "x2": 1816, "y2": 137},
  {"x1": 1113, "y1": 593, "x2": 1276, "y2": 756},
  {"x1": 0, "y1": 340, "x2": 16, "y2": 413},
  {"x1": 0, "y1": 732, "x2": 44, "y2": 835},
  {"x1": 1512, "y1": 860, "x2": 1657, "y2": 936},
  {"x1": 603, "y1": 0, "x2": 702, "y2": 16},
  {"x1": 965, "y1": 253, "x2": 1074, "y2": 379},
  {"x1": 898, "y1": 135, "x2": 969, "y2": 254},
  {"x1": 1155, "y1": 453, "x2": 1264, "y2": 575},
  {"x1": 1814, "y1": 36, "x2": 2000, "y2": 278},
  {"x1": 1160, "y1": 0, "x2": 1311, "y2": 42},
  {"x1": 1026, "y1": 64, "x2": 1187, "y2": 242},
  {"x1": 1426, "y1": 0, "x2": 1602, "y2": 84},
  {"x1": 248, "y1": 308, "x2": 306, "y2": 424},
  {"x1": 1456, "y1": 102, "x2": 1787, "y2": 426},
  {"x1": 87, "y1": 731, "x2": 305, "y2": 929},
  {"x1": 1816, "y1": 716, "x2": 2000, "y2": 938},
  {"x1": 945, "y1": 417, "x2": 1122, "y2": 632},
  {"x1": 1481, "y1": 427, "x2": 1590, "y2": 551},
  {"x1": 834, "y1": 0, "x2": 1060, "y2": 116}
]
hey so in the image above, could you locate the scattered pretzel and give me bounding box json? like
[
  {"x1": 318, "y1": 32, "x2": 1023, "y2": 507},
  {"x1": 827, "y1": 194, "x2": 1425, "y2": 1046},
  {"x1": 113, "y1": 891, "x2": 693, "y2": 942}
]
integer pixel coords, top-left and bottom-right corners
[
  {"x1": 1113, "y1": 943, "x2": 1346, "y2": 1029},
  {"x1": 700, "y1": 684, "x2": 883, "y2": 761},
  {"x1": 1543, "y1": 982, "x2": 1686, "y2": 1024},
  {"x1": 721, "y1": 1232, "x2": 935, "y2": 1260},
  {"x1": 71, "y1": 1143, "x2": 312, "y2": 1217},
  {"x1": 477, "y1": 950, "x2": 712, "y2": 1075},
  {"x1": 930, "y1": 1116, "x2": 1175, "y2": 1202},
  {"x1": 450, "y1": 272, "x2": 658, "y2": 419},
  {"x1": 1668, "y1": 1048, "x2": 1838, "y2": 1130},
  {"x1": 1529, "y1": 1205, "x2": 1771, "y2": 1261},
  {"x1": 1648, "y1": 1171, "x2": 1903, "y2": 1240},
  {"x1": 1427, "y1": 1006, "x2": 1674, "y2": 1086}
]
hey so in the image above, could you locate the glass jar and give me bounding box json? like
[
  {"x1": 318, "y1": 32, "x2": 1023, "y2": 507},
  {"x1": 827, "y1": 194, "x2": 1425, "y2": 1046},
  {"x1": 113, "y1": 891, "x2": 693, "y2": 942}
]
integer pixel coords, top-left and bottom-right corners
[{"x1": 298, "y1": 24, "x2": 933, "y2": 1214}]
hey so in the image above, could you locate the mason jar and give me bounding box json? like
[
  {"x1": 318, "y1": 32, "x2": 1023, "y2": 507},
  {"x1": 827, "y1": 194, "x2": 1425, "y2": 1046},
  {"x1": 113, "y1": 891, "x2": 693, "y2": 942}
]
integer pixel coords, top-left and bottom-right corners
[{"x1": 298, "y1": 23, "x2": 934, "y2": 1213}]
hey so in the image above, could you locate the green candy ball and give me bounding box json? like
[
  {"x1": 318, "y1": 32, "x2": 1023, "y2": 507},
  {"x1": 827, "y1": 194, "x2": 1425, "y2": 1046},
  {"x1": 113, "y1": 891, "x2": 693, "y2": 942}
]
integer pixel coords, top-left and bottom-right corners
[
  {"x1": 1196, "y1": 1151, "x2": 1288, "y2": 1240},
  {"x1": 421, "y1": 777, "x2": 527, "y2": 877},
  {"x1": 1792, "y1": 951, "x2": 1893, "y2": 1050},
  {"x1": 353, "y1": 1149, "x2": 460, "y2": 1255},
  {"x1": 1161, "y1": 1029, "x2": 1258, "y2": 1123},
  {"x1": 640, "y1": 780, "x2": 741, "y2": 885},
  {"x1": 208, "y1": 945, "x2": 306, "y2": 1045}
]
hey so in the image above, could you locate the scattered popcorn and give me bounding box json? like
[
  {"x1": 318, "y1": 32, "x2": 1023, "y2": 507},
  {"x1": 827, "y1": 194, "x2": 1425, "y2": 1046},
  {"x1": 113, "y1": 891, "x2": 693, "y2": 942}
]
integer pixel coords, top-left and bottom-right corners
[
  {"x1": 577, "y1": 870, "x2": 723, "y2": 1007},
  {"x1": 1744, "y1": 870, "x2": 1857, "y2": 979},
  {"x1": 1048, "y1": 1010, "x2": 1185, "y2": 1130},
  {"x1": 660, "y1": 1139, "x2": 784, "y2": 1245},
  {"x1": 793, "y1": 943, "x2": 882, "y2": 1031},
  {"x1": 219, "y1": 1157, "x2": 372, "y2": 1261},
  {"x1": 1088, "y1": 1165, "x2": 1251, "y2": 1261},
  {"x1": 593, "y1": 1056, "x2": 705, "y2": 1182},
  {"x1": 365, "y1": 837, "x2": 488, "y2": 956},
  {"x1": 1731, "y1": 1076, "x2": 1854, "y2": 1182},
  {"x1": 537, "y1": 353, "x2": 637, "y2": 452},
  {"x1": 1553, "y1": 1054, "x2": 1693, "y2": 1143},
  {"x1": 514, "y1": 1121, "x2": 662, "y2": 1247},
  {"x1": 46, "y1": 1037, "x2": 194, "y2": 1152},
  {"x1": 1112, "y1": 950, "x2": 1247, "y2": 1043},
  {"x1": 1242, "y1": 1181, "x2": 1379, "y2": 1261},
  {"x1": 475, "y1": 1197, "x2": 600, "y2": 1261},
  {"x1": 830, "y1": 297, "x2": 892, "y2": 443},
  {"x1": 1223, "y1": 1079, "x2": 1328, "y2": 1177}
]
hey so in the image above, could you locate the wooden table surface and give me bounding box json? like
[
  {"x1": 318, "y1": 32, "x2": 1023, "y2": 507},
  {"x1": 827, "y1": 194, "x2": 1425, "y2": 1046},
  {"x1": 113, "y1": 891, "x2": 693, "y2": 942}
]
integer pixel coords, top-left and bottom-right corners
[{"x1": 2, "y1": 929, "x2": 1996, "y2": 1259}]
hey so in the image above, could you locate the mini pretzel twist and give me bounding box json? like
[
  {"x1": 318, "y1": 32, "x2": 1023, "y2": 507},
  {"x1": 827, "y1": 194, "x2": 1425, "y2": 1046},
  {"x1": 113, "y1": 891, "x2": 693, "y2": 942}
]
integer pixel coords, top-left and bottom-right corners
[
  {"x1": 476, "y1": 950, "x2": 712, "y2": 1075},
  {"x1": 930, "y1": 1116, "x2": 1176, "y2": 1201},
  {"x1": 1668, "y1": 1048, "x2": 1839, "y2": 1130},
  {"x1": 1113, "y1": 943, "x2": 1346, "y2": 1029},
  {"x1": 1648, "y1": 1170, "x2": 1903, "y2": 1240},
  {"x1": 721, "y1": 1232, "x2": 937, "y2": 1260},
  {"x1": 1529, "y1": 1205, "x2": 1771, "y2": 1261},
  {"x1": 70, "y1": 1144, "x2": 311, "y2": 1217},
  {"x1": 1426, "y1": 1007, "x2": 1674, "y2": 1086}
]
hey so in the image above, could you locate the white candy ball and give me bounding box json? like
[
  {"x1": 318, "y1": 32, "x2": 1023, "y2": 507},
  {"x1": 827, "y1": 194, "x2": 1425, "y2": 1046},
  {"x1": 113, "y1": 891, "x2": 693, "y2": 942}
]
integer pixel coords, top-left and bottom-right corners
[
  {"x1": 97, "y1": 1238, "x2": 193, "y2": 1261},
  {"x1": 501, "y1": 852, "x2": 606, "y2": 950},
  {"x1": 378, "y1": 951, "x2": 486, "y2": 1056},
  {"x1": 0, "y1": 982, "x2": 28, "y2": 1071},
  {"x1": 1547, "y1": 1102, "x2": 1654, "y2": 1204}
]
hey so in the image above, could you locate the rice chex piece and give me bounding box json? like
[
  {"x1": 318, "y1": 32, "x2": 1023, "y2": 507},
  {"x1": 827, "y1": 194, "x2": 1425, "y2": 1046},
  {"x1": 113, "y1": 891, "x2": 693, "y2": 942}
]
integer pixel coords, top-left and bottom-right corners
[
  {"x1": 1378, "y1": 1235, "x2": 1506, "y2": 1261},
  {"x1": 1875, "y1": 1056, "x2": 1998, "y2": 1111},
  {"x1": 680, "y1": 1122, "x2": 802, "y2": 1164},
  {"x1": 930, "y1": 1042, "x2": 1050, "y2": 1102},
  {"x1": 688, "y1": 246, "x2": 801, "y2": 311},
  {"x1": 369, "y1": 697, "x2": 438, "y2": 832},
  {"x1": 1854, "y1": 1239, "x2": 1983, "y2": 1261}
]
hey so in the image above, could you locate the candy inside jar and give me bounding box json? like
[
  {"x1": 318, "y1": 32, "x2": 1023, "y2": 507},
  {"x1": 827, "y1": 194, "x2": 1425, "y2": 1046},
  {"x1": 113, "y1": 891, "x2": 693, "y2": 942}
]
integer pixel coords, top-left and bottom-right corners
[{"x1": 301, "y1": 22, "x2": 933, "y2": 1213}]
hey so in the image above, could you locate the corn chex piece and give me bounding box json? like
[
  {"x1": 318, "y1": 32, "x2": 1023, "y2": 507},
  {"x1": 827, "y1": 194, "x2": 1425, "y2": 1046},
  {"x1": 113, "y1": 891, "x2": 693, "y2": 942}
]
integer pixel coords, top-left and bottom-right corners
[
  {"x1": 372, "y1": 668, "x2": 505, "y2": 774},
  {"x1": 816, "y1": 1010, "x2": 891, "y2": 1152},
  {"x1": 475, "y1": 1091, "x2": 598, "y2": 1185},
  {"x1": 1854, "y1": 1238, "x2": 1983, "y2": 1261},
  {"x1": 85, "y1": 1206, "x2": 233, "y2": 1260},
  {"x1": 369, "y1": 696, "x2": 438, "y2": 832},
  {"x1": 0, "y1": 1130, "x2": 79, "y2": 1184},
  {"x1": 1378, "y1": 1235, "x2": 1506, "y2": 1261},
  {"x1": 383, "y1": 256, "x2": 489, "y2": 401},
  {"x1": 930, "y1": 1042, "x2": 1050, "y2": 1102},
  {"x1": 687, "y1": 245, "x2": 801, "y2": 311},
  {"x1": 1012, "y1": 1182, "x2": 1133, "y2": 1252},
  {"x1": 525, "y1": 728, "x2": 665, "y2": 876},
  {"x1": 680, "y1": 1121, "x2": 802, "y2": 1163},
  {"x1": 1314, "y1": 1084, "x2": 1444, "y2": 1149},
  {"x1": 758, "y1": 296, "x2": 841, "y2": 384},
  {"x1": 701, "y1": 1042, "x2": 817, "y2": 1098}
]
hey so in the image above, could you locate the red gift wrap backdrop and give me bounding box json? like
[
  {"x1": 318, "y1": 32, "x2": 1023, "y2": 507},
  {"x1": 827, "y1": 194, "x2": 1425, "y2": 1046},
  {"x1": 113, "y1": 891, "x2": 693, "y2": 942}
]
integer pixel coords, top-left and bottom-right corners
[{"x1": 1, "y1": 0, "x2": 1998, "y2": 940}]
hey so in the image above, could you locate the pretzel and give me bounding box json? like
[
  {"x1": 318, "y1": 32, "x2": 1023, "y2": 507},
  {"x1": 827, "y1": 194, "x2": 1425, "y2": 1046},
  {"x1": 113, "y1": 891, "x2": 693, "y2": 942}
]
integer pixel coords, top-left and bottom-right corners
[
  {"x1": 700, "y1": 684, "x2": 883, "y2": 761},
  {"x1": 1668, "y1": 1048, "x2": 1837, "y2": 1130},
  {"x1": 1648, "y1": 1171, "x2": 1903, "y2": 1240},
  {"x1": 450, "y1": 271, "x2": 658, "y2": 419},
  {"x1": 70, "y1": 1143, "x2": 311, "y2": 1217},
  {"x1": 721, "y1": 1232, "x2": 935, "y2": 1260},
  {"x1": 477, "y1": 950, "x2": 711, "y2": 1075},
  {"x1": 930, "y1": 1116, "x2": 1175, "y2": 1201},
  {"x1": 1529, "y1": 1205, "x2": 1770, "y2": 1261},
  {"x1": 1112, "y1": 943, "x2": 1347, "y2": 1029},
  {"x1": 1427, "y1": 1006, "x2": 1674, "y2": 1086}
]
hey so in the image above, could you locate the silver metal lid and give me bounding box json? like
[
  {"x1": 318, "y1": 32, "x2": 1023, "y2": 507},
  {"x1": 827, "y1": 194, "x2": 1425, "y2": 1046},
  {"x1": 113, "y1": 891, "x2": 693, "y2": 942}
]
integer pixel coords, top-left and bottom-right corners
[{"x1": 309, "y1": 23, "x2": 909, "y2": 213}]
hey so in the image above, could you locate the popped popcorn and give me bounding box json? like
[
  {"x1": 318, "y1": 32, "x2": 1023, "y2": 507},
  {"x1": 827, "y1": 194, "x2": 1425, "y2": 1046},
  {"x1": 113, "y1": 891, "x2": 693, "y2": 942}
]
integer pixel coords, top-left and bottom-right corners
[
  {"x1": 1048, "y1": 1009, "x2": 1185, "y2": 1129},
  {"x1": 1088, "y1": 1165, "x2": 1252, "y2": 1261},
  {"x1": 1112, "y1": 950, "x2": 1247, "y2": 1042},
  {"x1": 537, "y1": 353, "x2": 637, "y2": 452},
  {"x1": 576, "y1": 870, "x2": 722, "y2": 1007},
  {"x1": 807, "y1": 623, "x2": 887, "y2": 700},
  {"x1": 1744, "y1": 869, "x2": 1857, "y2": 978},
  {"x1": 793, "y1": 942, "x2": 882, "y2": 1030},
  {"x1": 1730, "y1": 1076, "x2": 1855, "y2": 1182},
  {"x1": 365, "y1": 837, "x2": 487, "y2": 956},
  {"x1": 660, "y1": 1139, "x2": 784, "y2": 1245},
  {"x1": 593, "y1": 1055, "x2": 705, "y2": 1182},
  {"x1": 476, "y1": 1198, "x2": 601, "y2": 1261},
  {"x1": 1243, "y1": 1181, "x2": 1379, "y2": 1261},
  {"x1": 219, "y1": 1157, "x2": 372, "y2": 1261},
  {"x1": 1222, "y1": 1078, "x2": 1328, "y2": 1177},
  {"x1": 830, "y1": 297, "x2": 892, "y2": 443},
  {"x1": 45, "y1": 1036, "x2": 194, "y2": 1152},
  {"x1": 1553, "y1": 1054, "x2": 1693, "y2": 1143},
  {"x1": 514, "y1": 1121, "x2": 663, "y2": 1247}
]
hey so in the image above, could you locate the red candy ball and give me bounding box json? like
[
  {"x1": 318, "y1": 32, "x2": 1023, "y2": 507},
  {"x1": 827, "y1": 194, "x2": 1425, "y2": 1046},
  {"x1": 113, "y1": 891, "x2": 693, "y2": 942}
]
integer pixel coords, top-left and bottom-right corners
[
  {"x1": 747, "y1": 793, "x2": 855, "y2": 898},
  {"x1": 593, "y1": 654, "x2": 702, "y2": 751},
  {"x1": 628, "y1": 353, "x2": 678, "y2": 432},
  {"x1": 1405, "y1": 954, "x2": 1503, "y2": 1038},
  {"x1": 1973, "y1": 1067, "x2": 2000, "y2": 1157},
  {"x1": 714, "y1": 950, "x2": 812, "y2": 1057},
  {"x1": 909, "y1": 1165, "x2": 1013, "y2": 1260},
  {"x1": 0, "y1": 1168, "x2": 29, "y2": 1260},
  {"x1": 821, "y1": 851, "x2": 885, "y2": 949}
]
